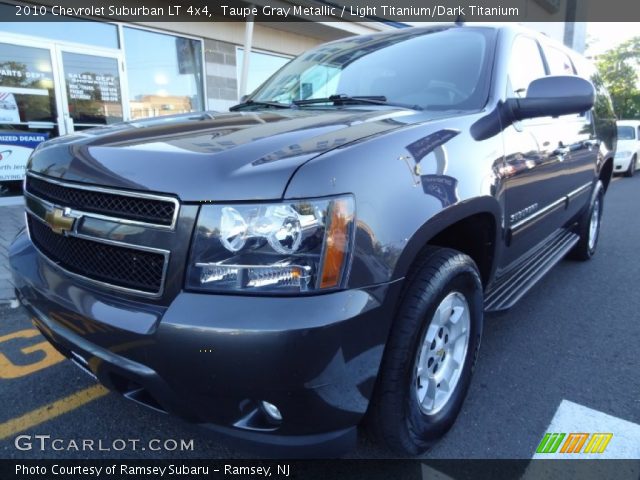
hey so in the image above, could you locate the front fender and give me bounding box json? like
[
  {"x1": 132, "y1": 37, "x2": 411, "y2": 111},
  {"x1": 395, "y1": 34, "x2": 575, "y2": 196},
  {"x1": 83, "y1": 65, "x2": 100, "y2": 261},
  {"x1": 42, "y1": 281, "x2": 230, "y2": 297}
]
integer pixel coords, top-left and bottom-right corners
[{"x1": 284, "y1": 112, "x2": 505, "y2": 289}]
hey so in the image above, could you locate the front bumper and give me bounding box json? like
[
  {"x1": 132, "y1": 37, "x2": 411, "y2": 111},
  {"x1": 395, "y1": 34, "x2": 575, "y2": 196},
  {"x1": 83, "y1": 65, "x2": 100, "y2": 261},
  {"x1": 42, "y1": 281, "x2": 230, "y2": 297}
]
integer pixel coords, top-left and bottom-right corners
[
  {"x1": 9, "y1": 230, "x2": 402, "y2": 455},
  {"x1": 613, "y1": 154, "x2": 634, "y2": 172}
]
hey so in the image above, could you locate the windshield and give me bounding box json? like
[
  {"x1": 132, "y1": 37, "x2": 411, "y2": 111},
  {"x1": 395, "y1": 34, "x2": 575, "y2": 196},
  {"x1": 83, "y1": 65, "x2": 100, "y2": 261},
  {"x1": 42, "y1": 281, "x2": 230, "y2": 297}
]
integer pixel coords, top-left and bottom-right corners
[
  {"x1": 617, "y1": 126, "x2": 636, "y2": 140},
  {"x1": 250, "y1": 27, "x2": 495, "y2": 111}
]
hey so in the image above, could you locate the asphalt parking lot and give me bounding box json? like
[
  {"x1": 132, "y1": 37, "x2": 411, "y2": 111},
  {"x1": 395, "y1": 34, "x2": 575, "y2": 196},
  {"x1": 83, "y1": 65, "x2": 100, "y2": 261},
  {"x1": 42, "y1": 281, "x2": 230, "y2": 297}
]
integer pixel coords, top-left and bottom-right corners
[{"x1": 0, "y1": 175, "x2": 639, "y2": 460}]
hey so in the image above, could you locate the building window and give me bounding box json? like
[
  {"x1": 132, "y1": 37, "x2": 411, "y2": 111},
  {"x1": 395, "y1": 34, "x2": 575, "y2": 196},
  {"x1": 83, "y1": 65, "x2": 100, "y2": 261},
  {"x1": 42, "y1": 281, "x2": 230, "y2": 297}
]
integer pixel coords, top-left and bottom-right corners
[
  {"x1": 123, "y1": 27, "x2": 204, "y2": 120},
  {"x1": 0, "y1": 42, "x2": 56, "y2": 124},
  {"x1": 236, "y1": 48, "x2": 290, "y2": 97}
]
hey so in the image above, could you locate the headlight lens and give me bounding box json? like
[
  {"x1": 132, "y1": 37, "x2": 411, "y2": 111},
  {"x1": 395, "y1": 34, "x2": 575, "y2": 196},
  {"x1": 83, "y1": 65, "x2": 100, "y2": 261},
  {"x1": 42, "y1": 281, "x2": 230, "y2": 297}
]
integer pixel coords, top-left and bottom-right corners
[
  {"x1": 186, "y1": 196, "x2": 355, "y2": 294},
  {"x1": 615, "y1": 151, "x2": 632, "y2": 158}
]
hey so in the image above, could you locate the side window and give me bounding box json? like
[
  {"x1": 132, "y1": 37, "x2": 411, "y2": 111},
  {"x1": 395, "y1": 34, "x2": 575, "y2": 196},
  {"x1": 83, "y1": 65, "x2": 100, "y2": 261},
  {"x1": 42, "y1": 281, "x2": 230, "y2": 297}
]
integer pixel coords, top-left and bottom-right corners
[
  {"x1": 508, "y1": 36, "x2": 546, "y2": 98},
  {"x1": 637, "y1": 127, "x2": 640, "y2": 140},
  {"x1": 544, "y1": 46, "x2": 576, "y2": 75}
]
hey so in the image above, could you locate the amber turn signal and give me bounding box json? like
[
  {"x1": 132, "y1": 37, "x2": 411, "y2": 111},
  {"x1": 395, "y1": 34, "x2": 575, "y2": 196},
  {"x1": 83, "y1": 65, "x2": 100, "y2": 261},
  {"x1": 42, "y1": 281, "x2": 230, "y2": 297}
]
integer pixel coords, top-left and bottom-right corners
[{"x1": 320, "y1": 198, "x2": 353, "y2": 289}]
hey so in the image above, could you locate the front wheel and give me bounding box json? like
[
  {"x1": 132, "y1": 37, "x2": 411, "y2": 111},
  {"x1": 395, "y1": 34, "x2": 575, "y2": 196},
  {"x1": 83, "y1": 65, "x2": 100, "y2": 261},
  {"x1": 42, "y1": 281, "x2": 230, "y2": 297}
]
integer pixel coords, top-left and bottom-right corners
[
  {"x1": 571, "y1": 181, "x2": 604, "y2": 261},
  {"x1": 368, "y1": 247, "x2": 483, "y2": 455}
]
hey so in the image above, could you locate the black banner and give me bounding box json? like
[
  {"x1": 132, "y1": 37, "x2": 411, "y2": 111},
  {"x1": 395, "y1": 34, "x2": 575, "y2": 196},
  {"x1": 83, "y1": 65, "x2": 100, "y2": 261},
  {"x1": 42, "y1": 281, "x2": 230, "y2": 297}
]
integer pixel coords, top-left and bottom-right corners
[
  {"x1": 2, "y1": 0, "x2": 640, "y2": 22},
  {"x1": 2, "y1": 459, "x2": 640, "y2": 480}
]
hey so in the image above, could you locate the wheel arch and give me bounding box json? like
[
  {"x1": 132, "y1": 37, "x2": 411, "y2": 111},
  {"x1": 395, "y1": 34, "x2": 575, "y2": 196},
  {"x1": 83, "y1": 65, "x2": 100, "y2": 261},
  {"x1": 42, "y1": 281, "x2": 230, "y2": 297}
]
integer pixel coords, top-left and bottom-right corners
[
  {"x1": 392, "y1": 197, "x2": 503, "y2": 289},
  {"x1": 599, "y1": 156, "x2": 614, "y2": 191}
]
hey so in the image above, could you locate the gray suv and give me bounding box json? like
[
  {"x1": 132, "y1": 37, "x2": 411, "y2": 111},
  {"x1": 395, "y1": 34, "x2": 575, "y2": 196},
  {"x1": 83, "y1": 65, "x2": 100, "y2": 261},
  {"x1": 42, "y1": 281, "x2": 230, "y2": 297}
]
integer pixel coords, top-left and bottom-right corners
[{"x1": 10, "y1": 24, "x2": 616, "y2": 455}]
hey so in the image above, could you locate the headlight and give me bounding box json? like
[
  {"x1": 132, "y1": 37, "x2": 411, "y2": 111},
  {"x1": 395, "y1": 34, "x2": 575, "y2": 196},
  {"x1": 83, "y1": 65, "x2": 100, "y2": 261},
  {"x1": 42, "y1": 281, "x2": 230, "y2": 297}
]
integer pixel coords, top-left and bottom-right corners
[
  {"x1": 615, "y1": 151, "x2": 632, "y2": 158},
  {"x1": 186, "y1": 196, "x2": 355, "y2": 294}
]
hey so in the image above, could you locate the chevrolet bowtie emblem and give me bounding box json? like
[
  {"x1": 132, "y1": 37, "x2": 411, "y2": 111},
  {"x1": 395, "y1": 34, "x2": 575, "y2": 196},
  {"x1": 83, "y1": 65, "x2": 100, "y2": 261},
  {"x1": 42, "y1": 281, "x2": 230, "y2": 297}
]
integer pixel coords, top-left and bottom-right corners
[{"x1": 44, "y1": 207, "x2": 75, "y2": 235}]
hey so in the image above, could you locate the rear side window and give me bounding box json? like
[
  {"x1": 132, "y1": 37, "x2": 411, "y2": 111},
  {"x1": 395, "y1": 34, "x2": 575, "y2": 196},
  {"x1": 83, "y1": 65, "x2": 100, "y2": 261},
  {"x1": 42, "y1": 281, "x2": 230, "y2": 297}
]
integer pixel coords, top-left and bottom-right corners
[
  {"x1": 544, "y1": 46, "x2": 576, "y2": 75},
  {"x1": 508, "y1": 36, "x2": 546, "y2": 97}
]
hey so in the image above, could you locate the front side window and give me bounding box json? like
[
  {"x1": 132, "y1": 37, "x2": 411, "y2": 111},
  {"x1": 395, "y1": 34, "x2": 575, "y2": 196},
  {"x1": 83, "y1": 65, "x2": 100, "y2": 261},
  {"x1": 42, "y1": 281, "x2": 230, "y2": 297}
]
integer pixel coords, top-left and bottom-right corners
[
  {"x1": 544, "y1": 46, "x2": 575, "y2": 75},
  {"x1": 251, "y1": 27, "x2": 495, "y2": 111},
  {"x1": 124, "y1": 27, "x2": 204, "y2": 120},
  {"x1": 508, "y1": 36, "x2": 546, "y2": 98}
]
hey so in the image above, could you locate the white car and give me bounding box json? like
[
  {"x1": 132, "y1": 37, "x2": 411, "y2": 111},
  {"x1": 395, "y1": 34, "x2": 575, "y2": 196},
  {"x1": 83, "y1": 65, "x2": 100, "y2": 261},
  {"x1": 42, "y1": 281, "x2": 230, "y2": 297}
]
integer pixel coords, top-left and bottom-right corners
[{"x1": 615, "y1": 120, "x2": 640, "y2": 177}]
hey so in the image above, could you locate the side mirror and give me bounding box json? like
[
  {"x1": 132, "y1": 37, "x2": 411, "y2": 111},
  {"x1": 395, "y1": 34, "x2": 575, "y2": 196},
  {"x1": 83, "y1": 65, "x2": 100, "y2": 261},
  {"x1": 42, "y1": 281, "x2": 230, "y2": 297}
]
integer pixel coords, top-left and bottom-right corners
[
  {"x1": 239, "y1": 94, "x2": 249, "y2": 103},
  {"x1": 507, "y1": 75, "x2": 595, "y2": 120},
  {"x1": 471, "y1": 76, "x2": 595, "y2": 141}
]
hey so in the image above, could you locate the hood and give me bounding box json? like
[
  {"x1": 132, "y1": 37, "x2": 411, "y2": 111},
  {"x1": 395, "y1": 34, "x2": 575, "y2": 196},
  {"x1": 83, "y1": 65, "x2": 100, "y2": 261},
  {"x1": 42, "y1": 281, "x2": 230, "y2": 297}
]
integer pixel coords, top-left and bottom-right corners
[{"x1": 29, "y1": 108, "x2": 430, "y2": 201}]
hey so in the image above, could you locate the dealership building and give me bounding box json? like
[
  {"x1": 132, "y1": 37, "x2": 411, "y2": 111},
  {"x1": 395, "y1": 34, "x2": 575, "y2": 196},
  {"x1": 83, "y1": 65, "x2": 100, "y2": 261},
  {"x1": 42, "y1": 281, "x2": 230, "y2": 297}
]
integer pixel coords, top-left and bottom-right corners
[{"x1": 0, "y1": 0, "x2": 585, "y2": 184}]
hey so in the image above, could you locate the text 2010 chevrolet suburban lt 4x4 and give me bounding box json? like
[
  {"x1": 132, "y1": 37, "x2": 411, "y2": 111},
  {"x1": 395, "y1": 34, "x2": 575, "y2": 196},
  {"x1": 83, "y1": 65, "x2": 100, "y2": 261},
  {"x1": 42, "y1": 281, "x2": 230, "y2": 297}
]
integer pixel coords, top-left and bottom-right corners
[{"x1": 10, "y1": 25, "x2": 616, "y2": 456}]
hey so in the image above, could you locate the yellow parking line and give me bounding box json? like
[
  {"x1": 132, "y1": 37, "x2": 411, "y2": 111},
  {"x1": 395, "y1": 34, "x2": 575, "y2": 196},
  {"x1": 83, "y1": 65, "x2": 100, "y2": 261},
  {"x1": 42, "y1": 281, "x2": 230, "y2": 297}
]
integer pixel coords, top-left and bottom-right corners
[
  {"x1": 0, "y1": 384, "x2": 109, "y2": 440},
  {"x1": 0, "y1": 328, "x2": 65, "y2": 379}
]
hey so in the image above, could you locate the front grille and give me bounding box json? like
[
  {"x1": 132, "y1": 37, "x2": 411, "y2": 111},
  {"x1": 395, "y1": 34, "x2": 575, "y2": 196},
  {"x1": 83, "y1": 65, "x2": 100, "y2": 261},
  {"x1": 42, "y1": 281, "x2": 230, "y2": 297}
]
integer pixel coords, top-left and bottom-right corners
[
  {"x1": 26, "y1": 175, "x2": 176, "y2": 226},
  {"x1": 28, "y1": 215, "x2": 165, "y2": 294}
]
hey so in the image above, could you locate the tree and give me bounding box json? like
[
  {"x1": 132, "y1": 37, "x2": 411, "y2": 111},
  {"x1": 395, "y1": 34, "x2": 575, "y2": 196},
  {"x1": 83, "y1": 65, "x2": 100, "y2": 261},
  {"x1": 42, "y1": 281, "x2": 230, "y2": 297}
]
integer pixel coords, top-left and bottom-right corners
[{"x1": 596, "y1": 37, "x2": 640, "y2": 120}]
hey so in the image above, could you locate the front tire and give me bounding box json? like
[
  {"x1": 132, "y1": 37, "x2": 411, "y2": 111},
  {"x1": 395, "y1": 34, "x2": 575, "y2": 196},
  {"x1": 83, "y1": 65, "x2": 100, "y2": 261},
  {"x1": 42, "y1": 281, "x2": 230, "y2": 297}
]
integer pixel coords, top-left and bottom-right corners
[
  {"x1": 369, "y1": 247, "x2": 483, "y2": 456},
  {"x1": 571, "y1": 181, "x2": 604, "y2": 261}
]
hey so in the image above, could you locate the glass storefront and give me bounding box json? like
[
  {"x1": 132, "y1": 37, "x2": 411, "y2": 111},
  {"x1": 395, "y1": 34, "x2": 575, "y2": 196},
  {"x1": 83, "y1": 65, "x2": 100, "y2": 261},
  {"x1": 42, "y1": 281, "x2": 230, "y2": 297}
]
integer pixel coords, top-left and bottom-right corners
[
  {"x1": 0, "y1": 12, "x2": 205, "y2": 190},
  {"x1": 61, "y1": 51, "x2": 124, "y2": 129},
  {"x1": 0, "y1": 42, "x2": 58, "y2": 185},
  {"x1": 124, "y1": 27, "x2": 204, "y2": 120}
]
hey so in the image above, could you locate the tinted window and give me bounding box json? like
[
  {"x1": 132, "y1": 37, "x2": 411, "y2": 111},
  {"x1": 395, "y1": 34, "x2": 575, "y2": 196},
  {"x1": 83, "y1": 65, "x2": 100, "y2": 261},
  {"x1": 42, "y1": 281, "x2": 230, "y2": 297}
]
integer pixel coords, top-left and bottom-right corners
[
  {"x1": 617, "y1": 126, "x2": 636, "y2": 140},
  {"x1": 508, "y1": 36, "x2": 546, "y2": 97},
  {"x1": 252, "y1": 28, "x2": 495, "y2": 110}
]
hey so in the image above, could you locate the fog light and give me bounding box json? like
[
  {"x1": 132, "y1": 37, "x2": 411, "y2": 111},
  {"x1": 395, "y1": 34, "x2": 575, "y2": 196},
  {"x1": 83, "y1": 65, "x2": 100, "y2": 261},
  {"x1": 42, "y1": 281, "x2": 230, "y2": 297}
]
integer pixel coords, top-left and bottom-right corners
[{"x1": 261, "y1": 401, "x2": 282, "y2": 422}]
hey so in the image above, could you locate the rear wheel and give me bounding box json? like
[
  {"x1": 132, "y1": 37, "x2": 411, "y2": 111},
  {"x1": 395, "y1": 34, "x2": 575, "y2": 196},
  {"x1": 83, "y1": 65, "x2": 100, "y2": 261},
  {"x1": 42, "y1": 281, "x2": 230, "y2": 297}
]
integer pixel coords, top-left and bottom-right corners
[
  {"x1": 625, "y1": 155, "x2": 636, "y2": 177},
  {"x1": 369, "y1": 247, "x2": 483, "y2": 455},
  {"x1": 571, "y1": 181, "x2": 604, "y2": 261}
]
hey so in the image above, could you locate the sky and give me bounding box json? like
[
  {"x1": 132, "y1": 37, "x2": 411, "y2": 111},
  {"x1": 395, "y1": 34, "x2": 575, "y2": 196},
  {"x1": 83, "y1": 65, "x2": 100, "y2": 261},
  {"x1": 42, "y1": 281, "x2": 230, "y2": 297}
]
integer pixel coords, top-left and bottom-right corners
[{"x1": 586, "y1": 22, "x2": 638, "y2": 55}]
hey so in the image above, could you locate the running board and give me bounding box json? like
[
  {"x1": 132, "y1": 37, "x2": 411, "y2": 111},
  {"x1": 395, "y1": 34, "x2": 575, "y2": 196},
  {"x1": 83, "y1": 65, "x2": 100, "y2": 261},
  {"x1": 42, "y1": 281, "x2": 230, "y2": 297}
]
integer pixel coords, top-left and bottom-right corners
[{"x1": 484, "y1": 229, "x2": 579, "y2": 312}]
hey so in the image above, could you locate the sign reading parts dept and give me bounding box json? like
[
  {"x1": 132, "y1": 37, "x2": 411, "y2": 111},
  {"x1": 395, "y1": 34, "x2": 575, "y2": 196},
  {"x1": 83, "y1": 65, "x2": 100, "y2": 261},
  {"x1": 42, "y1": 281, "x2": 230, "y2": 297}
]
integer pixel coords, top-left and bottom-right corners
[{"x1": 0, "y1": 131, "x2": 48, "y2": 182}]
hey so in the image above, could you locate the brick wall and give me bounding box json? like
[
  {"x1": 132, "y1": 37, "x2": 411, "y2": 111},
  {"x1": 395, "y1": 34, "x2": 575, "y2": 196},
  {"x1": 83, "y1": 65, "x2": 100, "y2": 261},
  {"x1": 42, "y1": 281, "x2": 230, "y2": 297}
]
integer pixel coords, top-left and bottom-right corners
[{"x1": 204, "y1": 39, "x2": 238, "y2": 112}]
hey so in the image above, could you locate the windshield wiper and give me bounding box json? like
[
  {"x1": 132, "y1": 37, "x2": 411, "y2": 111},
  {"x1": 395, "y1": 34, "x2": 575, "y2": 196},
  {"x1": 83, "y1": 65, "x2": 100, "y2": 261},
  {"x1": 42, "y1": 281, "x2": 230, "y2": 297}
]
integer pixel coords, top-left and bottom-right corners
[
  {"x1": 229, "y1": 100, "x2": 295, "y2": 111},
  {"x1": 293, "y1": 94, "x2": 423, "y2": 111}
]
